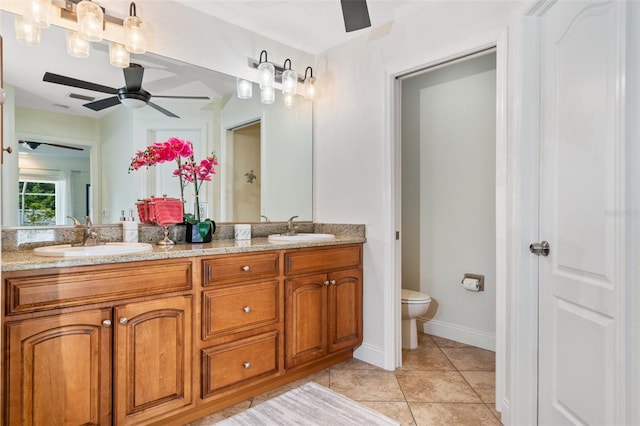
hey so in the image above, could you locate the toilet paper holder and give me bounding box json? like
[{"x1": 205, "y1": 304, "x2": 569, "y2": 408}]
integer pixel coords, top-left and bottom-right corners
[{"x1": 461, "y1": 273, "x2": 485, "y2": 292}]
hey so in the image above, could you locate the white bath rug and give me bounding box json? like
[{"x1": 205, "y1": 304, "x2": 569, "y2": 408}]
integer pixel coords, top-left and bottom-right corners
[{"x1": 214, "y1": 382, "x2": 399, "y2": 425}]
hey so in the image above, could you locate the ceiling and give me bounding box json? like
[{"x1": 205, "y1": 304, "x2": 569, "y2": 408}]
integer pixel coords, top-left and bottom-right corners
[{"x1": 174, "y1": 0, "x2": 432, "y2": 54}]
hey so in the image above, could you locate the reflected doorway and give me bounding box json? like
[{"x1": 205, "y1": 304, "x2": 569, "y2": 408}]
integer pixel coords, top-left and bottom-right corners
[{"x1": 229, "y1": 121, "x2": 261, "y2": 222}]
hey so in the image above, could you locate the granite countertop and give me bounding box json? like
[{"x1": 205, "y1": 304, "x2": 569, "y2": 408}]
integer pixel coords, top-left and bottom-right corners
[{"x1": 1, "y1": 236, "x2": 366, "y2": 272}]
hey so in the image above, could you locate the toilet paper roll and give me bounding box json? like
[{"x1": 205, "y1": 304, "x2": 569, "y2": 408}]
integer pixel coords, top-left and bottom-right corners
[{"x1": 462, "y1": 277, "x2": 480, "y2": 292}]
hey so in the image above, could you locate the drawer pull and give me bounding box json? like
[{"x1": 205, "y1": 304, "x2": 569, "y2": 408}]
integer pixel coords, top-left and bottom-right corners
[
  {"x1": 243, "y1": 362, "x2": 251, "y2": 369},
  {"x1": 119, "y1": 317, "x2": 128, "y2": 325},
  {"x1": 242, "y1": 265, "x2": 250, "y2": 272},
  {"x1": 243, "y1": 306, "x2": 251, "y2": 313},
  {"x1": 102, "y1": 319, "x2": 112, "y2": 328},
  {"x1": 330, "y1": 280, "x2": 337, "y2": 285},
  {"x1": 323, "y1": 280, "x2": 330, "y2": 286}
]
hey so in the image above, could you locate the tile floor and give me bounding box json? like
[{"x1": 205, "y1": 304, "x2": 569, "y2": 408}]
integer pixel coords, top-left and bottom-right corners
[{"x1": 188, "y1": 332, "x2": 501, "y2": 425}]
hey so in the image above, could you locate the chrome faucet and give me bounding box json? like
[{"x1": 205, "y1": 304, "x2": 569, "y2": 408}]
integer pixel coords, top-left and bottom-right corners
[
  {"x1": 69, "y1": 215, "x2": 102, "y2": 246},
  {"x1": 285, "y1": 215, "x2": 299, "y2": 236}
]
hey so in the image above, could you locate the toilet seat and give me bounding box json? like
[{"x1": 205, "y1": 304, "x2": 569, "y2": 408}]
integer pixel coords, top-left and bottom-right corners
[{"x1": 401, "y1": 289, "x2": 431, "y2": 304}]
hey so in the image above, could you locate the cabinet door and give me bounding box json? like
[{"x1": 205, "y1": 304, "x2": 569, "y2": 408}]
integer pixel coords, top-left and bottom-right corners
[
  {"x1": 328, "y1": 268, "x2": 363, "y2": 353},
  {"x1": 113, "y1": 295, "x2": 193, "y2": 425},
  {"x1": 284, "y1": 274, "x2": 327, "y2": 368},
  {"x1": 5, "y1": 308, "x2": 112, "y2": 426}
]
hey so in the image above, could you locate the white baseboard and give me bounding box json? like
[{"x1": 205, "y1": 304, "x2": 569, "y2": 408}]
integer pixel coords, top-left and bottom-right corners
[
  {"x1": 354, "y1": 343, "x2": 390, "y2": 370},
  {"x1": 421, "y1": 319, "x2": 496, "y2": 351}
]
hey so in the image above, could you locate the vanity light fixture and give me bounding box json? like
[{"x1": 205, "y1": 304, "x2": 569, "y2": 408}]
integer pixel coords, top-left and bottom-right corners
[
  {"x1": 281, "y1": 59, "x2": 297, "y2": 96},
  {"x1": 258, "y1": 50, "x2": 275, "y2": 104},
  {"x1": 304, "y1": 67, "x2": 316, "y2": 100},
  {"x1": 14, "y1": 1, "x2": 150, "y2": 67},
  {"x1": 123, "y1": 2, "x2": 146, "y2": 54},
  {"x1": 14, "y1": 15, "x2": 42, "y2": 47},
  {"x1": 66, "y1": 30, "x2": 90, "y2": 58},
  {"x1": 236, "y1": 78, "x2": 253, "y2": 99},
  {"x1": 76, "y1": 0, "x2": 104, "y2": 42},
  {"x1": 109, "y1": 42, "x2": 130, "y2": 67}
]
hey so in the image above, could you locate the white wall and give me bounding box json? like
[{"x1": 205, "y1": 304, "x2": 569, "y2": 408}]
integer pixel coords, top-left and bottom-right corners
[
  {"x1": 314, "y1": 1, "x2": 509, "y2": 368},
  {"x1": 402, "y1": 53, "x2": 496, "y2": 349}
]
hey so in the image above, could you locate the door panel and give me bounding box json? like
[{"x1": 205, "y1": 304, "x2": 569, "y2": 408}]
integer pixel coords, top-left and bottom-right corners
[{"x1": 538, "y1": 1, "x2": 626, "y2": 424}]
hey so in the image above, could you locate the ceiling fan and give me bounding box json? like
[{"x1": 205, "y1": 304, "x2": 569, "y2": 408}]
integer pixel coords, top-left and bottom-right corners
[
  {"x1": 19, "y1": 140, "x2": 84, "y2": 151},
  {"x1": 42, "y1": 63, "x2": 210, "y2": 118},
  {"x1": 340, "y1": 0, "x2": 371, "y2": 32}
]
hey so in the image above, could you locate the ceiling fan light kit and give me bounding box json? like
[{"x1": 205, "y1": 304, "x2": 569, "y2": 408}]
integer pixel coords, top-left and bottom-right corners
[{"x1": 14, "y1": 0, "x2": 148, "y2": 68}]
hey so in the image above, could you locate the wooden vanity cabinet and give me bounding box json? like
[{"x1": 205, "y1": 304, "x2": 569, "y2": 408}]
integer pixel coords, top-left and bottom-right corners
[
  {"x1": 2, "y1": 259, "x2": 194, "y2": 426},
  {"x1": 284, "y1": 245, "x2": 363, "y2": 369}
]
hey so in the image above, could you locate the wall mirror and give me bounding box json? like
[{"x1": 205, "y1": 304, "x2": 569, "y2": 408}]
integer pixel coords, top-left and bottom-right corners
[{"x1": 0, "y1": 10, "x2": 312, "y2": 227}]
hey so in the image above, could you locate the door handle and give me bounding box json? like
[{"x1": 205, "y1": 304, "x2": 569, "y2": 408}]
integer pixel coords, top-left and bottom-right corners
[{"x1": 529, "y1": 241, "x2": 550, "y2": 256}]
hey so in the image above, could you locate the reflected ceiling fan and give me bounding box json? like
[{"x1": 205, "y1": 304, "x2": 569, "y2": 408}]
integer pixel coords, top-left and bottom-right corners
[
  {"x1": 19, "y1": 140, "x2": 84, "y2": 151},
  {"x1": 43, "y1": 63, "x2": 210, "y2": 118},
  {"x1": 340, "y1": 0, "x2": 371, "y2": 32}
]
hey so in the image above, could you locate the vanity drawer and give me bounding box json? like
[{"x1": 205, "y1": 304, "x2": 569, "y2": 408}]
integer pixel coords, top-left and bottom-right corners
[
  {"x1": 284, "y1": 245, "x2": 362, "y2": 275},
  {"x1": 4, "y1": 260, "x2": 192, "y2": 315},
  {"x1": 202, "y1": 252, "x2": 279, "y2": 285},
  {"x1": 201, "y1": 331, "x2": 279, "y2": 396},
  {"x1": 202, "y1": 280, "x2": 279, "y2": 340}
]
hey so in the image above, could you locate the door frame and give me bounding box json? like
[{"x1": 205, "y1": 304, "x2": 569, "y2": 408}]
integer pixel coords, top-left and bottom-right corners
[{"x1": 386, "y1": 27, "x2": 510, "y2": 418}]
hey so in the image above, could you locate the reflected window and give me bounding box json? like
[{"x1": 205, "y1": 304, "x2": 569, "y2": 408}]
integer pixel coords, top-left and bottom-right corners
[{"x1": 19, "y1": 180, "x2": 57, "y2": 226}]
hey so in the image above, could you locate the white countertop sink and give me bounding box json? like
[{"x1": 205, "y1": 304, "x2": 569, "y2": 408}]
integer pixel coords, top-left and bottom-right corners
[
  {"x1": 267, "y1": 233, "x2": 336, "y2": 243},
  {"x1": 33, "y1": 242, "x2": 153, "y2": 257}
]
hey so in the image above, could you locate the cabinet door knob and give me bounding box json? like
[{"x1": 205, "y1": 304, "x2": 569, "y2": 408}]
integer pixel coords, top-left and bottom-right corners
[
  {"x1": 243, "y1": 306, "x2": 251, "y2": 313},
  {"x1": 242, "y1": 265, "x2": 250, "y2": 272},
  {"x1": 330, "y1": 280, "x2": 337, "y2": 285},
  {"x1": 323, "y1": 280, "x2": 330, "y2": 286},
  {"x1": 243, "y1": 362, "x2": 251, "y2": 369},
  {"x1": 119, "y1": 317, "x2": 128, "y2": 325},
  {"x1": 102, "y1": 319, "x2": 112, "y2": 328}
]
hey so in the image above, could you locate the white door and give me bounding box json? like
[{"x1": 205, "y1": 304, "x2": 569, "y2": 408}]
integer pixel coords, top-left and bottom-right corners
[{"x1": 537, "y1": 1, "x2": 628, "y2": 424}]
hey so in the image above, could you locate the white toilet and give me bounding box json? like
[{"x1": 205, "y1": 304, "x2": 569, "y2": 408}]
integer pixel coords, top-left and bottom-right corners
[{"x1": 401, "y1": 289, "x2": 432, "y2": 350}]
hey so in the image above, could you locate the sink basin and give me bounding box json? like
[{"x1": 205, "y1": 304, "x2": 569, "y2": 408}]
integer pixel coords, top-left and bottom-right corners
[
  {"x1": 33, "y1": 242, "x2": 153, "y2": 257},
  {"x1": 267, "y1": 233, "x2": 336, "y2": 243}
]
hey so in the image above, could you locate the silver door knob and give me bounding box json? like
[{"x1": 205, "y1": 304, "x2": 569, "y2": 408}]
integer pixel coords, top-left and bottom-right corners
[
  {"x1": 102, "y1": 319, "x2": 112, "y2": 328},
  {"x1": 243, "y1": 306, "x2": 251, "y2": 313},
  {"x1": 329, "y1": 280, "x2": 337, "y2": 285},
  {"x1": 529, "y1": 241, "x2": 550, "y2": 256},
  {"x1": 242, "y1": 265, "x2": 250, "y2": 272},
  {"x1": 119, "y1": 317, "x2": 128, "y2": 325},
  {"x1": 243, "y1": 362, "x2": 251, "y2": 369}
]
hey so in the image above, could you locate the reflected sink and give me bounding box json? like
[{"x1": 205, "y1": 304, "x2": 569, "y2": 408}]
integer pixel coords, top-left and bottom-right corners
[
  {"x1": 267, "y1": 233, "x2": 336, "y2": 243},
  {"x1": 33, "y1": 242, "x2": 153, "y2": 257}
]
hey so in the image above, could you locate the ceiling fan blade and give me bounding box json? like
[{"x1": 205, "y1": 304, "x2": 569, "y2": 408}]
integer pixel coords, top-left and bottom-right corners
[
  {"x1": 43, "y1": 72, "x2": 118, "y2": 94},
  {"x1": 152, "y1": 95, "x2": 211, "y2": 100},
  {"x1": 43, "y1": 142, "x2": 84, "y2": 151},
  {"x1": 123, "y1": 64, "x2": 145, "y2": 91},
  {"x1": 148, "y1": 102, "x2": 180, "y2": 118},
  {"x1": 83, "y1": 96, "x2": 121, "y2": 111},
  {"x1": 340, "y1": 0, "x2": 371, "y2": 32}
]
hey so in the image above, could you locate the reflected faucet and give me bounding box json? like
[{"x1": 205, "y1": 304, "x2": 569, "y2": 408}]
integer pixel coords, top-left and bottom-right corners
[
  {"x1": 68, "y1": 215, "x2": 102, "y2": 246},
  {"x1": 285, "y1": 215, "x2": 299, "y2": 236}
]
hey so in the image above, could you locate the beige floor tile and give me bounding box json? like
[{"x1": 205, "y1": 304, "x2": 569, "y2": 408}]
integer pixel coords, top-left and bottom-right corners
[
  {"x1": 396, "y1": 370, "x2": 481, "y2": 403},
  {"x1": 409, "y1": 402, "x2": 502, "y2": 426},
  {"x1": 360, "y1": 401, "x2": 417, "y2": 426},
  {"x1": 330, "y1": 357, "x2": 381, "y2": 370},
  {"x1": 431, "y1": 335, "x2": 473, "y2": 348},
  {"x1": 441, "y1": 347, "x2": 495, "y2": 371},
  {"x1": 460, "y1": 371, "x2": 496, "y2": 403},
  {"x1": 416, "y1": 332, "x2": 438, "y2": 348},
  {"x1": 488, "y1": 404, "x2": 502, "y2": 422},
  {"x1": 184, "y1": 399, "x2": 251, "y2": 425},
  {"x1": 330, "y1": 369, "x2": 405, "y2": 402},
  {"x1": 251, "y1": 370, "x2": 330, "y2": 406},
  {"x1": 401, "y1": 347, "x2": 456, "y2": 371}
]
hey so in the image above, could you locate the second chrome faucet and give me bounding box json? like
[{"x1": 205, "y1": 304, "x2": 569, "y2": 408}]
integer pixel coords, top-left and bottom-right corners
[{"x1": 68, "y1": 215, "x2": 102, "y2": 246}]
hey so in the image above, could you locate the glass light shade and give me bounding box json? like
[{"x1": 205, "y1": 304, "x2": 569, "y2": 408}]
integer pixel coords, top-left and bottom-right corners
[
  {"x1": 109, "y1": 42, "x2": 130, "y2": 68},
  {"x1": 304, "y1": 76, "x2": 317, "y2": 100},
  {"x1": 66, "y1": 30, "x2": 90, "y2": 58},
  {"x1": 120, "y1": 97, "x2": 146, "y2": 108},
  {"x1": 15, "y1": 15, "x2": 41, "y2": 47},
  {"x1": 258, "y1": 61, "x2": 275, "y2": 89},
  {"x1": 283, "y1": 93, "x2": 296, "y2": 108},
  {"x1": 281, "y1": 69, "x2": 298, "y2": 95},
  {"x1": 260, "y1": 87, "x2": 275, "y2": 104},
  {"x1": 236, "y1": 78, "x2": 253, "y2": 99},
  {"x1": 77, "y1": 0, "x2": 103, "y2": 42},
  {"x1": 26, "y1": 0, "x2": 51, "y2": 28},
  {"x1": 124, "y1": 15, "x2": 146, "y2": 54}
]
